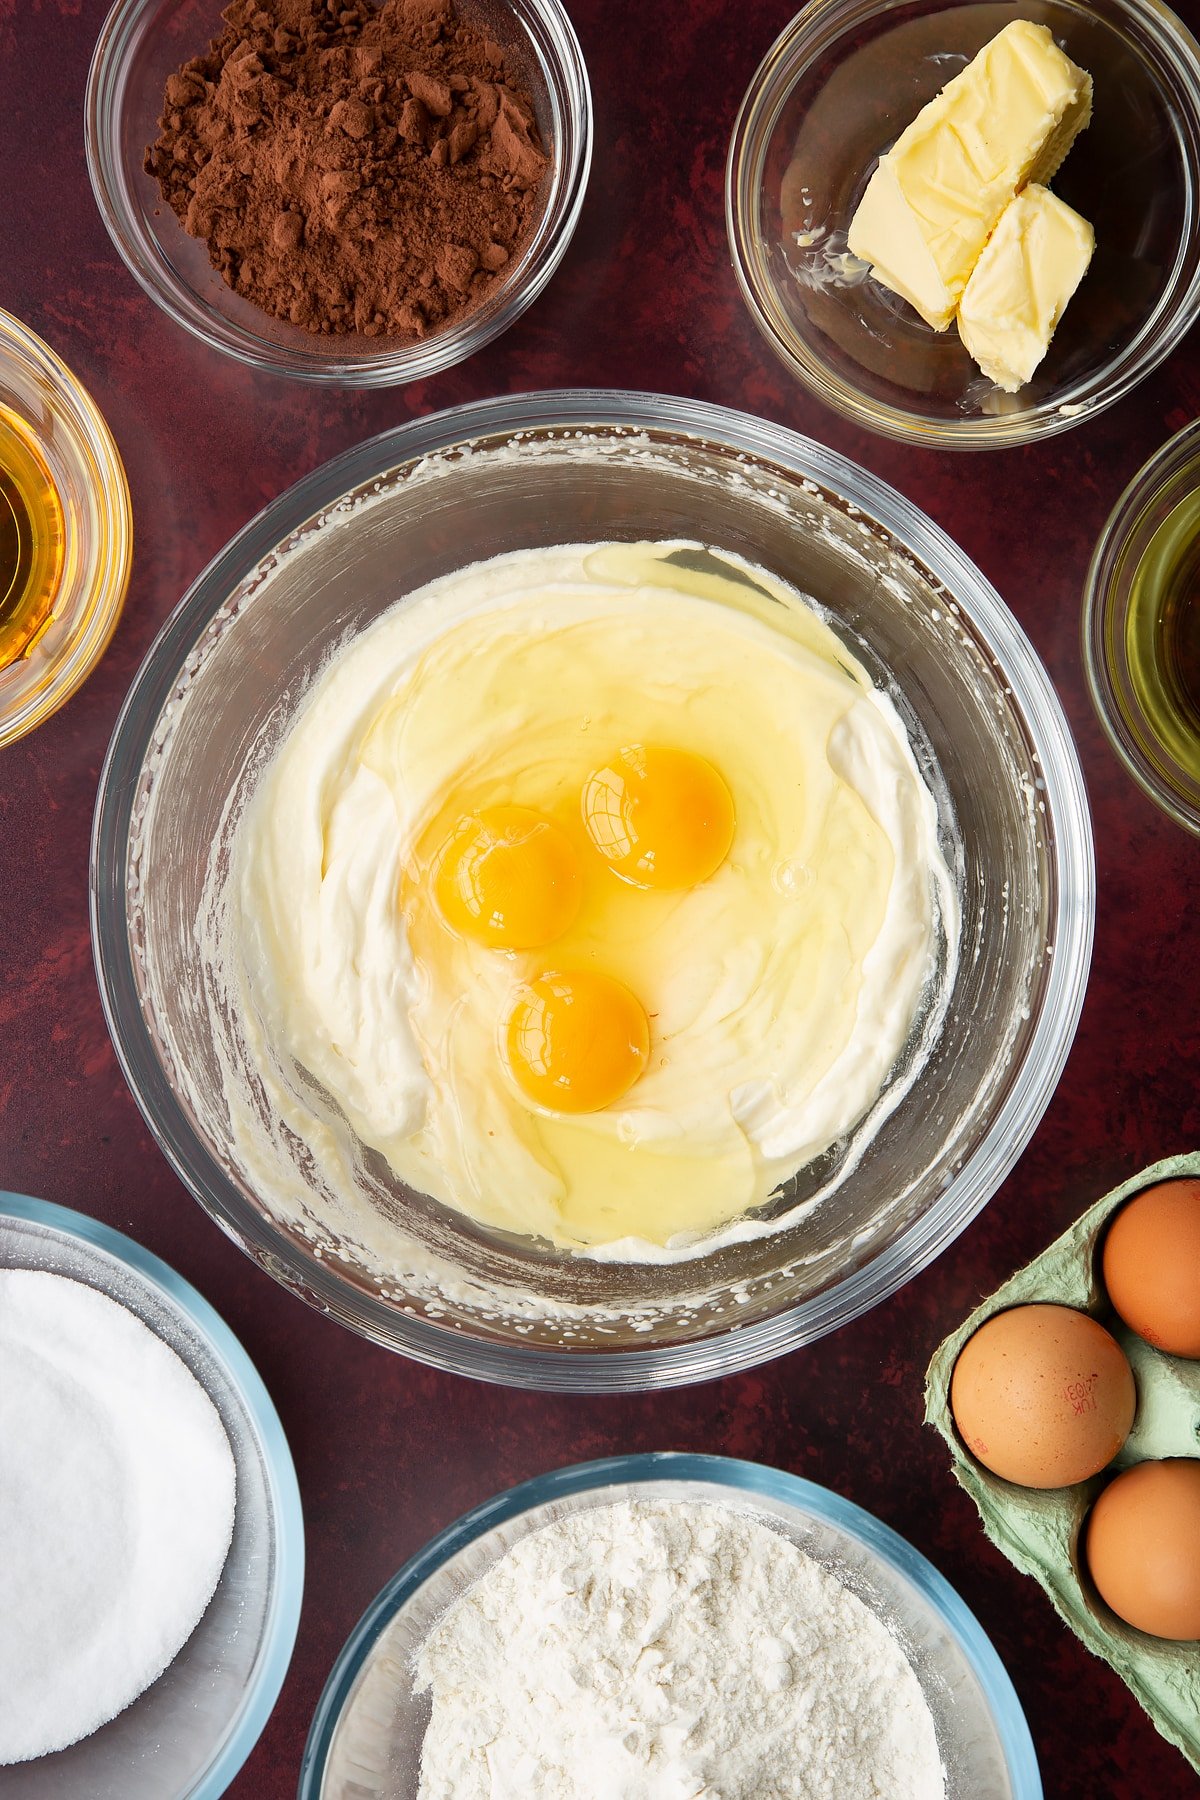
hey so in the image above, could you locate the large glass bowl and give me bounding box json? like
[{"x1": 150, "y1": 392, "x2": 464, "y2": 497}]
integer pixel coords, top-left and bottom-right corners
[
  {"x1": 0, "y1": 1192, "x2": 303, "y2": 1800},
  {"x1": 727, "y1": 0, "x2": 1200, "y2": 449},
  {"x1": 86, "y1": 0, "x2": 591, "y2": 386},
  {"x1": 91, "y1": 391, "x2": 1094, "y2": 1389},
  {"x1": 298, "y1": 1453, "x2": 1042, "y2": 1799}
]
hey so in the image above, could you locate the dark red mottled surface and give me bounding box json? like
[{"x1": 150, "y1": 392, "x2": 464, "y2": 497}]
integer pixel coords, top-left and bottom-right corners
[{"x1": 3, "y1": 0, "x2": 1200, "y2": 1794}]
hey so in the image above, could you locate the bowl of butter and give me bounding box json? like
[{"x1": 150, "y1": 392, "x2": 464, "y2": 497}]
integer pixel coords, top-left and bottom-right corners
[{"x1": 727, "y1": 0, "x2": 1200, "y2": 447}]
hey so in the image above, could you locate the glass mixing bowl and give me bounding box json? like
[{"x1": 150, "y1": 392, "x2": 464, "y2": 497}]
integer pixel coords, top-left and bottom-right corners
[
  {"x1": 298, "y1": 1453, "x2": 1042, "y2": 1799},
  {"x1": 91, "y1": 391, "x2": 1094, "y2": 1389},
  {"x1": 1083, "y1": 417, "x2": 1200, "y2": 835},
  {"x1": 0, "y1": 1192, "x2": 303, "y2": 1800},
  {"x1": 727, "y1": 0, "x2": 1200, "y2": 448},
  {"x1": 86, "y1": 0, "x2": 591, "y2": 385}
]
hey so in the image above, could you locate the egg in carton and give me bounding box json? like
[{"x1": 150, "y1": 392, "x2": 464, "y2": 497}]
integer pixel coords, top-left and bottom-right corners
[{"x1": 924, "y1": 1150, "x2": 1200, "y2": 1777}]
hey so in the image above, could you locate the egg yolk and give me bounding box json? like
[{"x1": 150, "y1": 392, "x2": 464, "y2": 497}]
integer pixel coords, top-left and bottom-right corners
[
  {"x1": 503, "y1": 969, "x2": 651, "y2": 1113},
  {"x1": 581, "y1": 745, "x2": 735, "y2": 889},
  {"x1": 433, "y1": 805, "x2": 581, "y2": 949}
]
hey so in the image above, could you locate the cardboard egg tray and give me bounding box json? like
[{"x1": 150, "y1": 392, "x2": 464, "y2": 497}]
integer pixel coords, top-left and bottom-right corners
[{"x1": 924, "y1": 1152, "x2": 1200, "y2": 1775}]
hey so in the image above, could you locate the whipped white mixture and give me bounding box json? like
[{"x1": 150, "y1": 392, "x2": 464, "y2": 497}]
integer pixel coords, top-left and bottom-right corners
[
  {"x1": 414, "y1": 1498, "x2": 946, "y2": 1799},
  {"x1": 225, "y1": 540, "x2": 958, "y2": 1259}
]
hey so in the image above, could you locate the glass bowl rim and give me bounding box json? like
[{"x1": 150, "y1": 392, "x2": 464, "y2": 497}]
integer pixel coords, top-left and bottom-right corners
[
  {"x1": 90, "y1": 388, "x2": 1095, "y2": 1391},
  {"x1": 1082, "y1": 414, "x2": 1200, "y2": 834},
  {"x1": 0, "y1": 1188, "x2": 305, "y2": 1799},
  {"x1": 297, "y1": 1450, "x2": 1044, "y2": 1799},
  {"x1": 84, "y1": 0, "x2": 593, "y2": 388},
  {"x1": 725, "y1": 0, "x2": 1200, "y2": 451},
  {"x1": 0, "y1": 308, "x2": 133, "y2": 747}
]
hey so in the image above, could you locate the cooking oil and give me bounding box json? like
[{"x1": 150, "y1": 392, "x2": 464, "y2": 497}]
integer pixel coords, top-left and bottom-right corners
[
  {"x1": 0, "y1": 404, "x2": 65, "y2": 672},
  {"x1": 1124, "y1": 486, "x2": 1200, "y2": 781}
]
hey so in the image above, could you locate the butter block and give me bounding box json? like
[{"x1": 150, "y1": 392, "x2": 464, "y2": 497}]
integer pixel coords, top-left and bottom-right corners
[
  {"x1": 957, "y1": 183, "x2": 1095, "y2": 391},
  {"x1": 847, "y1": 20, "x2": 1093, "y2": 330}
]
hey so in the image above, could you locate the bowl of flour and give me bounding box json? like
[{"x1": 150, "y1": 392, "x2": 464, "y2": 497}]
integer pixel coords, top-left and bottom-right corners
[
  {"x1": 299, "y1": 1452, "x2": 1041, "y2": 1799},
  {"x1": 0, "y1": 1193, "x2": 304, "y2": 1800}
]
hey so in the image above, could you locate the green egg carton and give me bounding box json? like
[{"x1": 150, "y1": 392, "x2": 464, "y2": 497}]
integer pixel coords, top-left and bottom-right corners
[{"x1": 925, "y1": 1151, "x2": 1200, "y2": 1776}]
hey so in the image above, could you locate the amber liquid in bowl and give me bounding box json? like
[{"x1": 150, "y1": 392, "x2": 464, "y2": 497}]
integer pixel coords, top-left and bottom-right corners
[{"x1": 0, "y1": 405, "x2": 65, "y2": 671}]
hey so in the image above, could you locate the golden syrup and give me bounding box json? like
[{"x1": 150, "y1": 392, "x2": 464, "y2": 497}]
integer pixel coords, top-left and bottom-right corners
[
  {"x1": 0, "y1": 405, "x2": 65, "y2": 671},
  {"x1": 1124, "y1": 488, "x2": 1200, "y2": 783}
]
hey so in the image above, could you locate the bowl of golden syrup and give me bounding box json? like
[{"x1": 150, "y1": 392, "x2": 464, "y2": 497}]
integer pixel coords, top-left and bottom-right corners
[
  {"x1": 1084, "y1": 420, "x2": 1200, "y2": 835},
  {"x1": 0, "y1": 310, "x2": 131, "y2": 747}
]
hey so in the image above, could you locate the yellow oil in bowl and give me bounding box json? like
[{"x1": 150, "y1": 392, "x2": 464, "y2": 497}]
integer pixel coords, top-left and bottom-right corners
[
  {"x1": 1085, "y1": 419, "x2": 1200, "y2": 835},
  {"x1": 1123, "y1": 488, "x2": 1200, "y2": 785}
]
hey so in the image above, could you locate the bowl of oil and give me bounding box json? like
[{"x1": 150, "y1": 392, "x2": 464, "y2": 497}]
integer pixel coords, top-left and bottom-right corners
[
  {"x1": 1083, "y1": 419, "x2": 1200, "y2": 834},
  {"x1": 0, "y1": 310, "x2": 132, "y2": 747}
]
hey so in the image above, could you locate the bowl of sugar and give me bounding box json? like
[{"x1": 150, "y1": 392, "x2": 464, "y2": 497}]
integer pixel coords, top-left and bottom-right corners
[{"x1": 0, "y1": 1192, "x2": 303, "y2": 1799}]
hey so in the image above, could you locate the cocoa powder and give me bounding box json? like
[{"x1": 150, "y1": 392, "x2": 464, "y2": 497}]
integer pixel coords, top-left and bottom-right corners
[{"x1": 145, "y1": 0, "x2": 549, "y2": 340}]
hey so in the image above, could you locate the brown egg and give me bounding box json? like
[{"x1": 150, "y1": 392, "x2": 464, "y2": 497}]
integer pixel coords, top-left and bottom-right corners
[
  {"x1": 950, "y1": 1303, "x2": 1135, "y2": 1488},
  {"x1": 1102, "y1": 1177, "x2": 1200, "y2": 1358},
  {"x1": 1085, "y1": 1459, "x2": 1200, "y2": 1639}
]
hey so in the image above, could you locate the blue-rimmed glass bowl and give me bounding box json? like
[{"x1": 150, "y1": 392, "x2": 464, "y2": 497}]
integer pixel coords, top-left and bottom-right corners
[
  {"x1": 299, "y1": 1452, "x2": 1041, "y2": 1798},
  {"x1": 0, "y1": 1193, "x2": 304, "y2": 1800}
]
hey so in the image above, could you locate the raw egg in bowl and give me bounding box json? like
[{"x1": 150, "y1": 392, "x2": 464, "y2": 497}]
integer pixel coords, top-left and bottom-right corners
[{"x1": 92, "y1": 392, "x2": 1093, "y2": 1389}]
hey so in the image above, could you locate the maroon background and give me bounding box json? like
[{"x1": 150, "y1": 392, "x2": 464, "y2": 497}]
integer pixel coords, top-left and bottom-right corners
[{"x1": 3, "y1": 0, "x2": 1200, "y2": 1793}]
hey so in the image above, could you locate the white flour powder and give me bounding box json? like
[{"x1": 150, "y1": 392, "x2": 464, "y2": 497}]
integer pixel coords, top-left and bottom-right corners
[
  {"x1": 0, "y1": 1271, "x2": 237, "y2": 1764},
  {"x1": 414, "y1": 1498, "x2": 946, "y2": 1799}
]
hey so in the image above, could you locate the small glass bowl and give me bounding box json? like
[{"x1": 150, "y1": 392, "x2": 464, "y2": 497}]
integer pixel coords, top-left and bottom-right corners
[
  {"x1": 85, "y1": 0, "x2": 591, "y2": 386},
  {"x1": 1083, "y1": 418, "x2": 1200, "y2": 834},
  {"x1": 298, "y1": 1454, "x2": 1042, "y2": 1799},
  {"x1": 0, "y1": 311, "x2": 132, "y2": 747},
  {"x1": 0, "y1": 1191, "x2": 304, "y2": 1800},
  {"x1": 727, "y1": 0, "x2": 1200, "y2": 449}
]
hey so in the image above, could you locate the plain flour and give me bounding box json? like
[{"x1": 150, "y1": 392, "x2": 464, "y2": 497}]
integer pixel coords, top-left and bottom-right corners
[{"x1": 414, "y1": 1498, "x2": 946, "y2": 1799}]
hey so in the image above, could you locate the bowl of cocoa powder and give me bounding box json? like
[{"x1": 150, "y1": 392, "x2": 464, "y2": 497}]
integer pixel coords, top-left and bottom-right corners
[{"x1": 86, "y1": 0, "x2": 590, "y2": 384}]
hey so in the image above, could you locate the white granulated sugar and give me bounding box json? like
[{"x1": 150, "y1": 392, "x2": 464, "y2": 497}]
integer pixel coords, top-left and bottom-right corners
[
  {"x1": 0, "y1": 1271, "x2": 237, "y2": 1764},
  {"x1": 415, "y1": 1498, "x2": 945, "y2": 1799}
]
